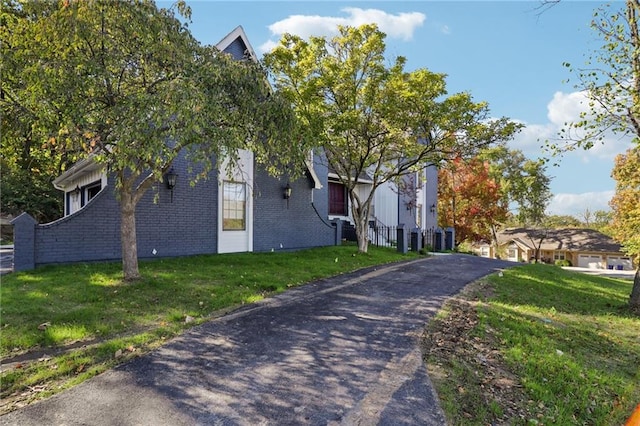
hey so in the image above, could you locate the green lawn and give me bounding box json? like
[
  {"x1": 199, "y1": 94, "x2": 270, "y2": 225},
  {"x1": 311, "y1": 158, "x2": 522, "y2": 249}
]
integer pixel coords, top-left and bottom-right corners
[
  {"x1": 424, "y1": 263, "x2": 640, "y2": 426},
  {"x1": 0, "y1": 244, "x2": 418, "y2": 411},
  {"x1": 3, "y1": 251, "x2": 639, "y2": 423}
]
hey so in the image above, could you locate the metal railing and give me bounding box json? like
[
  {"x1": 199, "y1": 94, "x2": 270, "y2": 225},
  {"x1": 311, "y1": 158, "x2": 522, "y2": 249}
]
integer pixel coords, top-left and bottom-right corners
[{"x1": 368, "y1": 224, "x2": 397, "y2": 248}]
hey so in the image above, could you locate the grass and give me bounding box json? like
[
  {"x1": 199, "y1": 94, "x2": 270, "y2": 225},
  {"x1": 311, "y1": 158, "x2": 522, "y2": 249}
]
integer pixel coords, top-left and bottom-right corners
[
  {"x1": 0, "y1": 244, "x2": 419, "y2": 411},
  {"x1": 424, "y1": 263, "x2": 640, "y2": 426}
]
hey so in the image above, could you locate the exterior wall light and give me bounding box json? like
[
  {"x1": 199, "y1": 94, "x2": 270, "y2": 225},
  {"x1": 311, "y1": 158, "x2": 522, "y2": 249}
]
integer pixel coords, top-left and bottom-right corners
[
  {"x1": 165, "y1": 167, "x2": 178, "y2": 202},
  {"x1": 430, "y1": 203, "x2": 436, "y2": 215},
  {"x1": 284, "y1": 182, "x2": 292, "y2": 209},
  {"x1": 283, "y1": 182, "x2": 292, "y2": 199}
]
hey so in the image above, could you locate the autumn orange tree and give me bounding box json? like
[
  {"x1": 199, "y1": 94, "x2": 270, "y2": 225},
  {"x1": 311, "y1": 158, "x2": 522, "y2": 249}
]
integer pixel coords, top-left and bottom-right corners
[
  {"x1": 609, "y1": 147, "x2": 640, "y2": 311},
  {"x1": 438, "y1": 156, "x2": 508, "y2": 244}
]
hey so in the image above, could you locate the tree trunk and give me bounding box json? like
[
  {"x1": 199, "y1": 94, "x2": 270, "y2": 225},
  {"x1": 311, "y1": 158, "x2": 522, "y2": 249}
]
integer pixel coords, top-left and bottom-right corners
[
  {"x1": 120, "y1": 193, "x2": 140, "y2": 281},
  {"x1": 350, "y1": 194, "x2": 371, "y2": 254},
  {"x1": 354, "y1": 213, "x2": 369, "y2": 253},
  {"x1": 630, "y1": 268, "x2": 640, "y2": 313}
]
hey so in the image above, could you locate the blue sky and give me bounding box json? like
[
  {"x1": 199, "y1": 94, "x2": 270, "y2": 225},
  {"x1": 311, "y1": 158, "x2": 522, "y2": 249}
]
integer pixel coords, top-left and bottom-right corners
[{"x1": 171, "y1": 1, "x2": 634, "y2": 217}]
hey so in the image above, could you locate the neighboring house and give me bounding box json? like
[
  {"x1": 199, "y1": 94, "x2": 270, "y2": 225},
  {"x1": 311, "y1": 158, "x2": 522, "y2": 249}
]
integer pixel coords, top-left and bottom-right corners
[
  {"x1": 11, "y1": 26, "x2": 335, "y2": 271},
  {"x1": 473, "y1": 228, "x2": 634, "y2": 270}
]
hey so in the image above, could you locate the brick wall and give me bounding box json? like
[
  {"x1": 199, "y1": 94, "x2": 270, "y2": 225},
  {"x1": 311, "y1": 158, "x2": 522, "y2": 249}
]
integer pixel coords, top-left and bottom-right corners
[
  {"x1": 253, "y1": 155, "x2": 335, "y2": 252},
  {"x1": 12, "y1": 154, "x2": 337, "y2": 270}
]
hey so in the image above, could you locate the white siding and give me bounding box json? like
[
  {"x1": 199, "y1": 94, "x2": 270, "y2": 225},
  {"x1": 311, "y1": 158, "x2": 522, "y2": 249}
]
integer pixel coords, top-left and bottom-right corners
[
  {"x1": 373, "y1": 181, "x2": 397, "y2": 227},
  {"x1": 64, "y1": 169, "x2": 107, "y2": 215}
]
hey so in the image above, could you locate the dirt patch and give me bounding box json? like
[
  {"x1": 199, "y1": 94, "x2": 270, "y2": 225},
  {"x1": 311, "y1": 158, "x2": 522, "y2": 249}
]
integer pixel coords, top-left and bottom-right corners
[{"x1": 422, "y1": 279, "x2": 534, "y2": 425}]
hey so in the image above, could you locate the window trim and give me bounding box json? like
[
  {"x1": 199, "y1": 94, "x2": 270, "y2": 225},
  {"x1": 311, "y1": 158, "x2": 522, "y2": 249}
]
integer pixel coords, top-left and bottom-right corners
[
  {"x1": 222, "y1": 180, "x2": 247, "y2": 231},
  {"x1": 83, "y1": 181, "x2": 102, "y2": 207},
  {"x1": 328, "y1": 181, "x2": 348, "y2": 216}
]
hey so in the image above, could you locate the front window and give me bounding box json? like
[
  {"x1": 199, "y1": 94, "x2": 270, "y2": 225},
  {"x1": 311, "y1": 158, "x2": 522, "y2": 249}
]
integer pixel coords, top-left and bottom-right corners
[
  {"x1": 553, "y1": 252, "x2": 565, "y2": 261},
  {"x1": 83, "y1": 182, "x2": 102, "y2": 206},
  {"x1": 223, "y1": 181, "x2": 246, "y2": 230},
  {"x1": 329, "y1": 182, "x2": 347, "y2": 216}
]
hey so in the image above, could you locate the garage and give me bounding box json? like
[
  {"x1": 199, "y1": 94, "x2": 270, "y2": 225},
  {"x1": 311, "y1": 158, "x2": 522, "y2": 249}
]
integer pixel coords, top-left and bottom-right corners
[
  {"x1": 578, "y1": 254, "x2": 603, "y2": 269},
  {"x1": 606, "y1": 256, "x2": 633, "y2": 270}
]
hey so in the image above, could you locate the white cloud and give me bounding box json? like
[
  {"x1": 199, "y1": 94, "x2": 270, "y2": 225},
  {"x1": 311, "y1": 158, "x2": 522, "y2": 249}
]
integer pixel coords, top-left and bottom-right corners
[
  {"x1": 259, "y1": 8, "x2": 426, "y2": 53},
  {"x1": 258, "y1": 39, "x2": 278, "y2": 54},
  {"x1": 509, "y1": 120, "x2": 555, "y2": 158},
  {"x1": 547, "y1": 191, "x2": 615, "y2": 216},
  {"x1": 546, "y1": 90, "x2": 590, "y2": 126},
  {"x1": 509, "y1": 90, "x2": 633, "y2": 162}
]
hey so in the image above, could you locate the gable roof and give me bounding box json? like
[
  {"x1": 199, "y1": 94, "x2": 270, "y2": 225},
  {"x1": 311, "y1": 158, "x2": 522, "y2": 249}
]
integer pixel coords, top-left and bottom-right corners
[
  {"x1": 52, "y1": 26, "x2": 256, "y2": 189},
  {"x1": 215, "y1": 26, "x2": 257, "y2": 61},
  {"x1": 498, "y1": 228, "x2": 623, "y2": 253},
  {"x1": 53, "y1": 153, "x2": 103, "y2": 190}
]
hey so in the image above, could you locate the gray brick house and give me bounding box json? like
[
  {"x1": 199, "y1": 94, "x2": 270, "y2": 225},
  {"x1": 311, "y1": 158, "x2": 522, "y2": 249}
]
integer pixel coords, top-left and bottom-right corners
[{"x1": 11, "y1": 26, "x2": 337, "y2": 271}]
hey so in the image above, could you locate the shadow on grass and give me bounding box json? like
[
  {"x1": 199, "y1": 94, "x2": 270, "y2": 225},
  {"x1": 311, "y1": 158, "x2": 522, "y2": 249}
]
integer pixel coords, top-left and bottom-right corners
[
  {"x1": 489, "y1": 263, "x2": 634, "y2": 315},
  {"x1": 482, "y1": 263, "x2": 639, "y2": 424},
  {"x1": 1, "y1": 247, "x2": 417, "y2": 356}
]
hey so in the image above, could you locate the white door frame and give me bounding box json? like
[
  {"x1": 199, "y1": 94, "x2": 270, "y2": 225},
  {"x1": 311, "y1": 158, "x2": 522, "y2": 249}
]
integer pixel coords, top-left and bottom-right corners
[{"x1": 218, "y1": 150, "x2": 254, "y2": 253}]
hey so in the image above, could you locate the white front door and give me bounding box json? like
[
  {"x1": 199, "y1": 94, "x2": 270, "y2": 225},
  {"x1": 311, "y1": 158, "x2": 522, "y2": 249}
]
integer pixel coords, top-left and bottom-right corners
[{"x1": 218, "y1": 150, "x2": 253, "y2": 253}]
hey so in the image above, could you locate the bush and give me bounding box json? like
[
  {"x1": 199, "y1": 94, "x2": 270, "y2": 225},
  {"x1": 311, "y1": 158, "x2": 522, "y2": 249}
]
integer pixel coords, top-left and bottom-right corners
[{"x1": 555, "y1": 259, "x2": 571, "y2": 267}]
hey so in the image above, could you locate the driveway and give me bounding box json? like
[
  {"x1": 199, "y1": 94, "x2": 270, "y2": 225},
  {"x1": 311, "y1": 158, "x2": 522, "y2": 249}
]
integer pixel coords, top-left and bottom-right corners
[{"x1": 1, "y1": 254, "x2": 514, "y2": 426}]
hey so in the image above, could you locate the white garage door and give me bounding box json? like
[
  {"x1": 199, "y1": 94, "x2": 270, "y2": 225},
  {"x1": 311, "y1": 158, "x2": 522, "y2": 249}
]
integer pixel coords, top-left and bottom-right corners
[
  {"x1": 578, "y1": 254, "x2": 602, "y2": 269},
  {"x1": 607, "y1": 256, "x2": 633, "y2": 270}
]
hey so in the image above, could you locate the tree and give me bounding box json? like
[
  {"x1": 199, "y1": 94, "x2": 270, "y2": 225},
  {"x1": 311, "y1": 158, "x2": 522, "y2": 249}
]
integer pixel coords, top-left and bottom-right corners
[
  {"x1": 263, "y1": 24, "x2": 520, "y2": 253},
  {"x1": 0, "y1": 1, "x2": 84, "y2": 222},
  {"x1": 579, "y1": 208, "x2": 594, "y2": 227},
  {"x1": 1, "y1": 0, "x2": 299, "y2": 280},
  {"x1": 477, "y1": 145, "x2": 552, "y2": 251},
  {"x1": 515, "y1": 160, "x2": 553, "y2": 263},
  {"x1": 512, "y1": 159, "x2": 553, "y2": 227},
  {"x1": 549, "y1": 0, "x2": 640, "y2": 311},
  {"x1": 591, "y1": 210, "x2": 613, "y2": 231},
  {"x1": 609, "y1": 147, "x2": 640, "y2": 311},
  {"x1": 549, "y1": 1, "x2": 639, "y2": 152},
  {"x1": 544, "y1": 214, "x2": 583, "y2": 228},
  {"x1": 437, "y1": 156, "x2": 508, "y2": 244}
]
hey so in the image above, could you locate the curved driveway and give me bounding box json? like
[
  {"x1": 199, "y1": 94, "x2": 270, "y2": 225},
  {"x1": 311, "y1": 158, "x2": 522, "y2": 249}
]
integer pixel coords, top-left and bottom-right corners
[{"x1": 2, "y1": 254, "x2": 515, "y2": 426}]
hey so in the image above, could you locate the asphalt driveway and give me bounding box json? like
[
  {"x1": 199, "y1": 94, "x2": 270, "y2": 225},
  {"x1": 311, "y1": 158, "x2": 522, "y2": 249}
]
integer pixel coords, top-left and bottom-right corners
[{"x1": 1, "y1": 254, "x2": 515, "y2": 426}]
